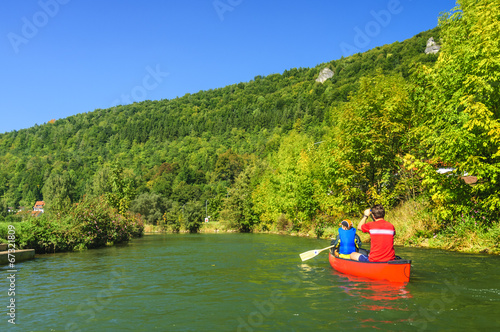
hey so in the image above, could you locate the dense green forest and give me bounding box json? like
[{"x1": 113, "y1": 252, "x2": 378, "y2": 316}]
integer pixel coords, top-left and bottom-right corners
[{"x1": 1, "y1": 0, "x2": 499, "y2": 253}]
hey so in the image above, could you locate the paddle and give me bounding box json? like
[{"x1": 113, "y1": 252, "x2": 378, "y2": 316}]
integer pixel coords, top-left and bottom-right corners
[{"x1": 299, "y1": 245, "x2": 336, "y2": 261}]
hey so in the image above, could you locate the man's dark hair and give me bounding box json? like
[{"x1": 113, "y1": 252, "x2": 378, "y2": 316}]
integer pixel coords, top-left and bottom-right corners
[{"x1": 371, "y1": 204, "x2": 385, "y2": 219}]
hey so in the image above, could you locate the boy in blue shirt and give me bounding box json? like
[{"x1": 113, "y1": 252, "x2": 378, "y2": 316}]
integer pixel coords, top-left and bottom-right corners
[{"x1": 331, "y1": 219, "x2": 362, "y2": 259}]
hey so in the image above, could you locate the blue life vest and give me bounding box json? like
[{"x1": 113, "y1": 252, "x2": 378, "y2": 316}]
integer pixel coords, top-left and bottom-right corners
[{"x1": 338, "y1": 227, "x2": 357, "y2": 255}]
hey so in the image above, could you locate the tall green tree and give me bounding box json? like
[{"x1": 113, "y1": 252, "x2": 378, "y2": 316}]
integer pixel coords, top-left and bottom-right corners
[
  {"x1": 129, "y1": 192, "x2": 167, "y2": 225},
  {"x1": 42, "y1": 171, "x2": 75, "y2": 213},
  {"x1": 219, "y1": 161, "x2": 263, "y2": 232},
  {"x1": 327, "y1": 72, "x2": 412, "y2": 212},
  {"x1": 411, "y1": 0, "x2": 500, "y2": 220},
  {"x1": 89, "y1": 166, "x2": 112, "y2": 197},
  {"x1": 105, "y1": 165, "x2": 136, "y2": 215},
  {"x1": 182, "y1": 200, "x2": 203, "y2": 233},
  {"x1": 214, "y1": 149, "x2": 246, "y2": 183},
  {"x1": 253, "y1": 131, "x2": 317, "y2": 228}
]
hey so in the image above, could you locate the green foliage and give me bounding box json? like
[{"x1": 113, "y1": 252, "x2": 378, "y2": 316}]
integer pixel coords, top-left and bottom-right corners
[
  {"x1": 42, "y1": 170, "x2": 76, "y2": 213},
  {"x1": 162, "y1": 201, "x2": 183, "y2": 232},
  {"x1": 311, "y1": 72, "x2": 414, "y2": 215},
  {"x1": 161, "y1": 199, "x2": 204, "y2": 233},
  {"x1": 219, "y1": 161, "x2": 263, "y2": 232},
  {"x1": 130, "y1": 192, "x2": 167, "y2": 225},
  {"x1": 443, "y1": 209, "x2": 488, "y2": 238},
  {"x1": 182, "y1": 200, "x2": 203, "y2": 233},
  {"x1": 275, "y1": 213, "x2": 292, "y2": 232},
  {"x1": 0, "y1": 200, "x2": 8, "y2": 221},
  {"x1": 410, "y1": 0, "x2": 500, "y2": 222},
  {"x1": 214, "y1": 149, "x2": 246, "y2": 183},
  {"x1": 88, "y1": 166, "x2": 113, "y2": 197},
  {"x1": 17, "y1": 215, "x2": 78, "y2": 253},
  {"x1": 253, "y1": 131, "x2": 317, "y2": 228},
  {"x1": 73, "y1": 196, "x2": 127, "y2": 248},
  {"x1": 5, "y1": 6, "x2": 499, "y2": 242},
  {"x1": 105, "y1": 165, "x2": 136, "y2": 215},
  {"x1": 15, "y1": 197, "x2": 144, "y2": 253},
  {"x1": 0, "y1": 223, "x2": 10, "y2": 243}
]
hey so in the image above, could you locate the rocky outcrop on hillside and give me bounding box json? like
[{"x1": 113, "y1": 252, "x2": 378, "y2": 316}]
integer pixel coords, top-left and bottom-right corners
[
  {"x1": 316, "y1": 68, "x2": 334, "y2": 83},
  {"x1": 425, "y1": 37, "x2": 441, "y2": 54}
]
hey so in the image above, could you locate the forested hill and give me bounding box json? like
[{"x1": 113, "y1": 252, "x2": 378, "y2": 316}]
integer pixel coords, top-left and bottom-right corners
[
  {"x1": 3, "y1": 1, "x2": 499, "y2": 241},
  {"x1": 3, "y1": 28, "x2": 438, "y2": 144},
  {"x1": 0, "y1": 27, "x2": 439, "y2": 214}
]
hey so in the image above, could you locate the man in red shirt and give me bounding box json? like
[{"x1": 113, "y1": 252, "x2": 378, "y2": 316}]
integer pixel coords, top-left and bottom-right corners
[{"x1": 350, "y1": 204, "x2": 396, "y2": 262}]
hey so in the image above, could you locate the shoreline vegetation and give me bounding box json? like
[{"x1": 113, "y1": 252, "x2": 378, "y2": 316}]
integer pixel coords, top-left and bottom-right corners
[
  {"x1": 0, "y1": 196, "x2": 144, "y2": 254},
  {"x1": 1, "y1": 1, "x2": 499, "y2": 258},
  {"x1": 146, "y1": 199, "x2": 499, "y2": 255},
  {"x1": 1, "y1": 198, "x2": 497, "y2": 256}
]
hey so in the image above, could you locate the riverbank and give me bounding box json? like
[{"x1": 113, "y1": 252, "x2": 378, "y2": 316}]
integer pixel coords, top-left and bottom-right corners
[
  {"x1": 144, "y1": 200, "x2": 500, "y2": 255},
  {"x1": 3, "y1": 200, "x2": 497, "y2": 256},
  {"x1": 0, "y1": 197, "x2": 144, "y2": 254},
  {"x1": 149, "y1": 221, "x2": 499, "y2": 255},
  {"x1": 145, "y1": 222, "x2": 499, "y2": 255}
]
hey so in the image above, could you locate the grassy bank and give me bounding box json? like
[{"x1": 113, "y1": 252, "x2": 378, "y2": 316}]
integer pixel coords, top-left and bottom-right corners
[{"x1": 387, "y1": 200, "x2": 500, "y2": 254}]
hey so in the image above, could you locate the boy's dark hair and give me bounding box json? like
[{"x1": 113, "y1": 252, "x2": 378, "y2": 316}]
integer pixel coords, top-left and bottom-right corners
[{"x1": 371, "y1": 204, "x2": 385, "y2": 219}]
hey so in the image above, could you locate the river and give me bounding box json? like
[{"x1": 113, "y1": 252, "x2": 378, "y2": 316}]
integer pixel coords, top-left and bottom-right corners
[{"x1": 2, "y1": 233, "x2": 499, "y2": 331}]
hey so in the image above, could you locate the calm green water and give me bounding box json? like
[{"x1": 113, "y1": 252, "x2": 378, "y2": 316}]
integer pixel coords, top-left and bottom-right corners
[{"x1": 2, "y1": 233, "x2": 500, "y2": 331}]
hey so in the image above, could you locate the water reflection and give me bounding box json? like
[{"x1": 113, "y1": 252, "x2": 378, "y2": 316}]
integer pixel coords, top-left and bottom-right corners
[
  {"x1": 336, "y1": 273, "x2": 411, "y2": 301},
  {"x1": 334, "y1": 272, "x2": 413, "y2": 328}
]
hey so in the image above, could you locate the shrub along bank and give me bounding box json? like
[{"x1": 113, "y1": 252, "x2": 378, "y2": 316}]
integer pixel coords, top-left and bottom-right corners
[{"x1": 0, "y1": 196, "x2": 144, "y2": 254}]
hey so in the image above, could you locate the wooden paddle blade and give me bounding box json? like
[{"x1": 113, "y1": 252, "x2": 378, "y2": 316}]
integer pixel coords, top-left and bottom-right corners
[
  {"x1": 299, "y1": 249, "x2": 320, "y2": 261},
  {"x1": 299, "y1": 245, "x2": 336, "y2": 261}
]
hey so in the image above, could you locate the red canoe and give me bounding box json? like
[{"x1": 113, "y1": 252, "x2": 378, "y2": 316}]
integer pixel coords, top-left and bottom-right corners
[{"x1": 329, "y1": 253, "x2": 411, "y2": 283}]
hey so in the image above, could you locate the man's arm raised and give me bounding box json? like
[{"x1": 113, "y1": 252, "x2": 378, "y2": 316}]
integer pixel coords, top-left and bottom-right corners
[{"x1": 357, "y1": 208, "x2": 372, "y2": 231}]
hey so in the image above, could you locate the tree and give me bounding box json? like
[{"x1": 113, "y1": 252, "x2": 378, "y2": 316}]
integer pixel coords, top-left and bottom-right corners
[
  {"x1": 327, "y1": 71, "x2": 412, "y2": 212},
  {"x1": 42, "y1": 171, "x2": 75, "y2": 213},
  {"x1": 105, "y1": 165, "x2": 136, "y2": 215},
  {"x1": 182, "y1": 200, "x2": 203, "y2": 233},
  {"x1": 219, "y1": 161, "x2": 262, "y2": 232},
  {"x1": 253, "y1": 131, "x2": 317, "y2": 228},
  {"x1": 162, "y1": 200, "x2": 183, "y2": 232},
  {"x1": 214, "y1": 149, "x2": 245, "y2": 183},
  {"x1": 19, "y1": 190, "x2": 36, "y2": 210},
  {"x1": 170, "y1": 181, "x2": 201, "y2": 204},
  {"x1": 411, "y1": 0, "x2": 500, "y2": 220},
  {"x1": 89, "y1": 166, "x2": 112, "y2": 197},
  {"x1": 129, "y1": 192, "x2": 167, "y2": 225}
]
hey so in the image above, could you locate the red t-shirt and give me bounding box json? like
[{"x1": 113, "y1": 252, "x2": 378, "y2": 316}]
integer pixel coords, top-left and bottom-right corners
[{"x1": 361, "y1": 219, "x2": 396, "y2": 262}]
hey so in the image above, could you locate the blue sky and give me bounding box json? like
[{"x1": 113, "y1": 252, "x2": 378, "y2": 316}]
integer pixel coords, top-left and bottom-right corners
[{"x1": 0, "y1": 0, "x2": 457, "y2": 134}]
